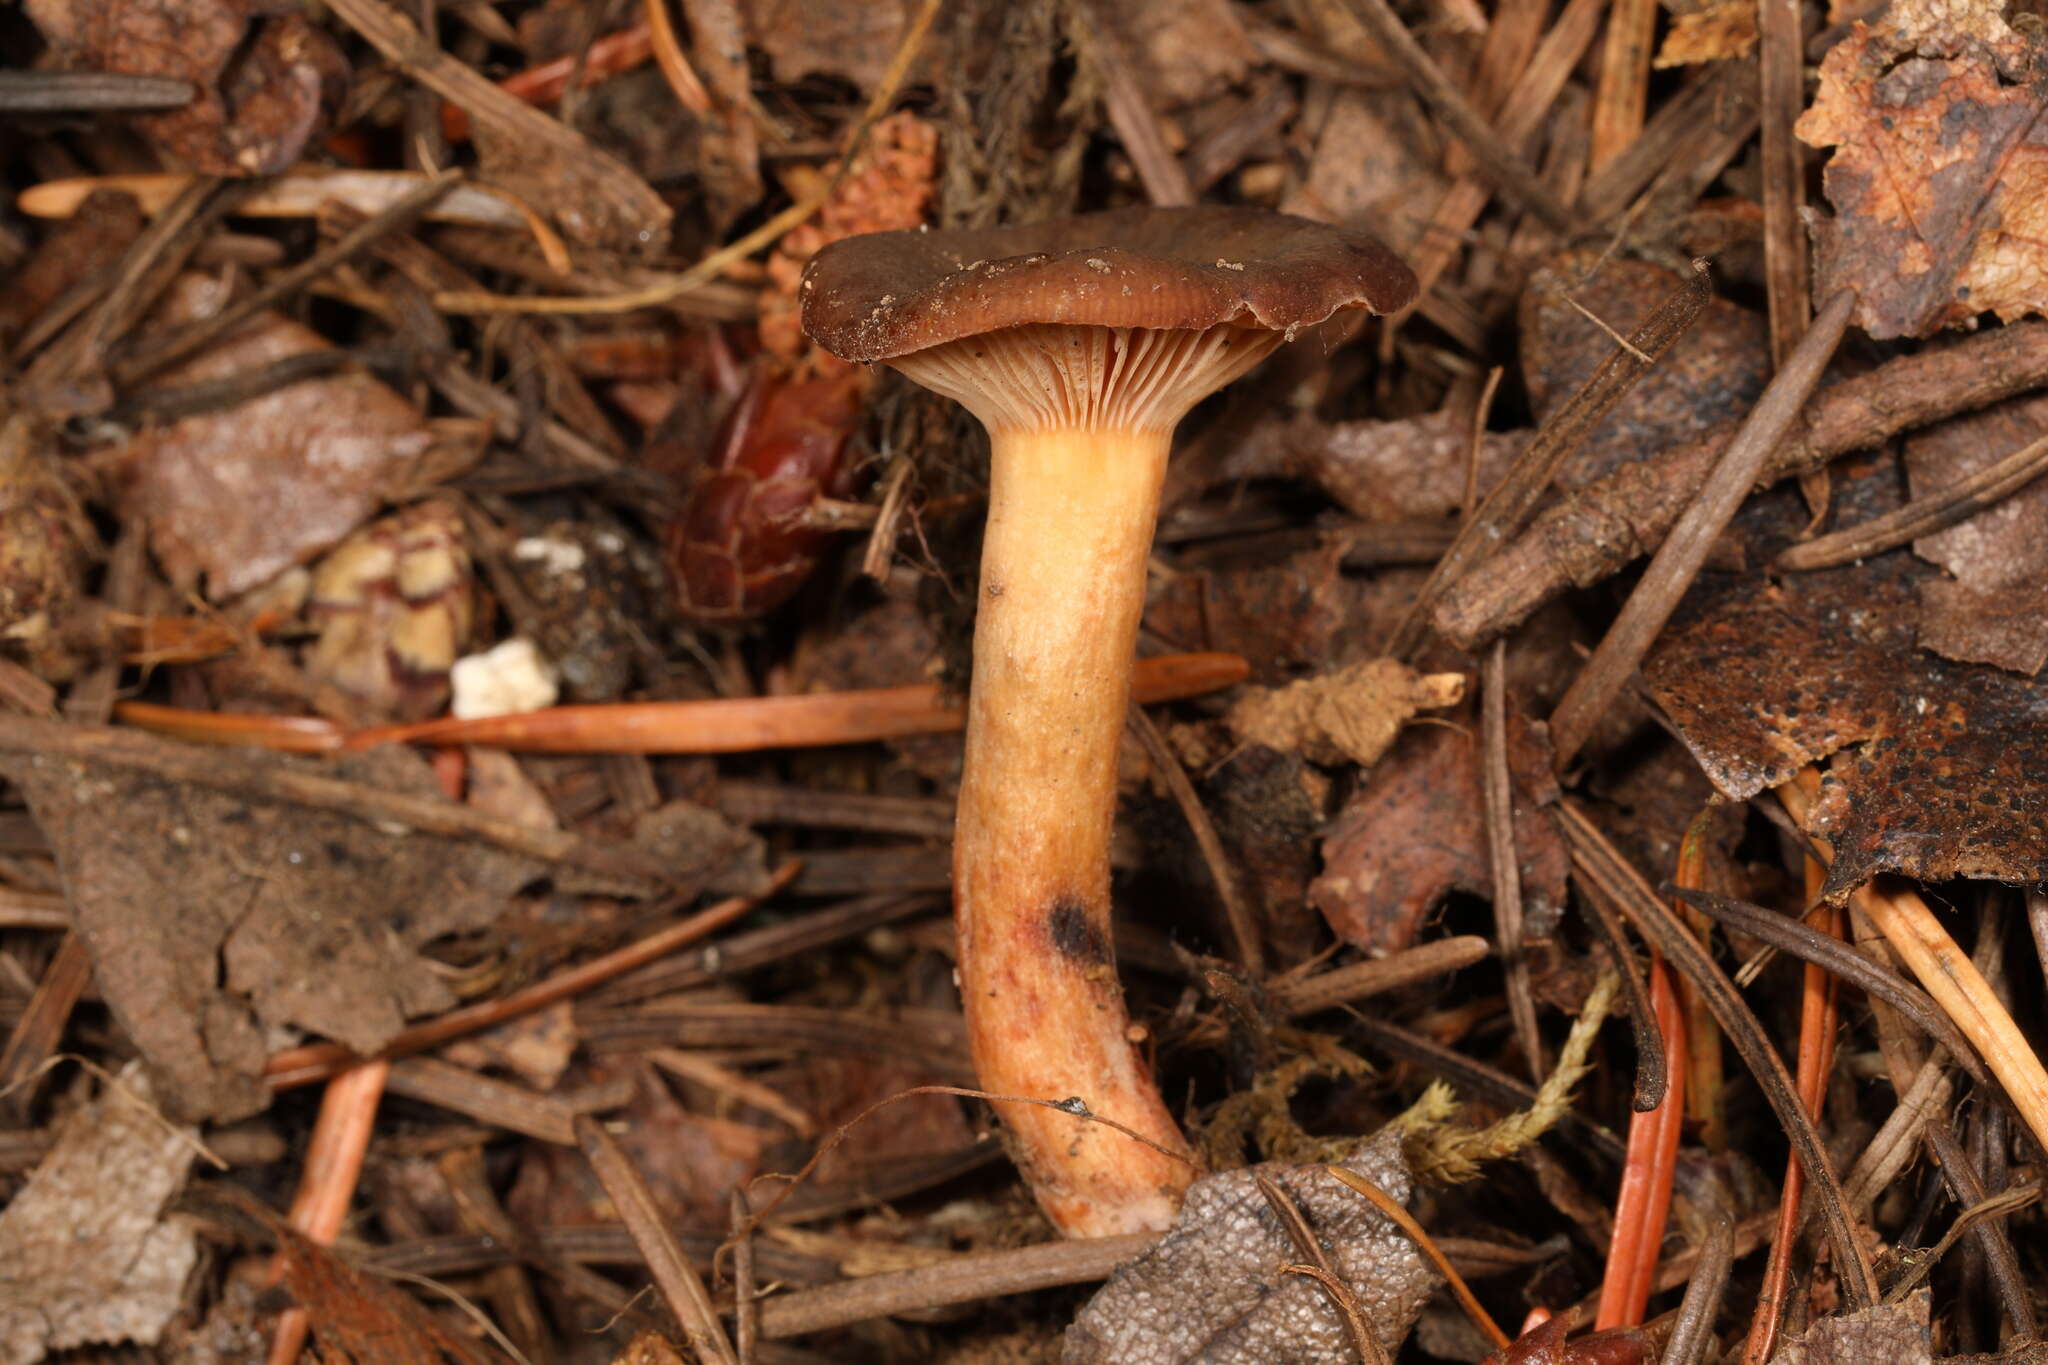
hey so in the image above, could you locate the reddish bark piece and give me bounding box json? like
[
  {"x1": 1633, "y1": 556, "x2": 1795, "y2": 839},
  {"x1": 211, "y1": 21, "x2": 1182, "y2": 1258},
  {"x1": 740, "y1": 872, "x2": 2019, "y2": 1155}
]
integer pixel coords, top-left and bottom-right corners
[
  {"x1": 1519, "y1": 251, "x2": 1770, "y2": 487},
  {"x1": 1903, "y1": 395, "x2": 2048, "y2": 674},
  {"x1": 1065, "y1": 1129, "x2": 1435, "y2": 1363},
  {"x1": 1310, "y1": 710, "x2": 1567, "y2": 956},
  {"x1": 1480, "y1": 1314, "x2": 1655, "y2": 1364},
  {"x1": 1797, "y1": 6, "x2": 2048, "y2": 337},
  {"x1": 1643, "y1": 473, "x2": 2048, "y2": 900},
  {"x1": 109, "y1": 275, "x2": 434, "y2": 600},
  {"x1": 25, "y1": 0, "x2": 347, "y2": 176}
]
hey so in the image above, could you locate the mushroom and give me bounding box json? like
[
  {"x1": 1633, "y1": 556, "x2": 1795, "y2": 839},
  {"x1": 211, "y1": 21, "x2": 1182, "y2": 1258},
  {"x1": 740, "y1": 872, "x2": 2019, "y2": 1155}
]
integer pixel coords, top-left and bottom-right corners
[{"x1": 801, "y1": 206, "x2": 1417, "y2": 1236}]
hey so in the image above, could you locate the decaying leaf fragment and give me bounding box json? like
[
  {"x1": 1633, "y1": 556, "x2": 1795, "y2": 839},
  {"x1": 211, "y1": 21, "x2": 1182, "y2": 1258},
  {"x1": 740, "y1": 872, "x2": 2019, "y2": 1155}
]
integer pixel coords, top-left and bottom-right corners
[
  {"x1": 110, "y1": 275, "x2": 435, "y2": 600},
  {"x1": 1797, "y1": 0, "x2": 2048, "y2": 336},
  {"x1": 1, "y1": 745, "x2": 540, "y2": 1121},
  {"x1": 1768, "y1": 1291, "x2": 1931, "y2": 1365},
  {"x1": 1643, "y1": 476, "x2": 2048, "y2": 900},
  {"x1": 1226, "y1": 658, "x2": 1464, "y2": 768},
  {"x1": 1063, "y1": 1127, "x2": 1435, "y2": 1363},
  {"x1": 1310, "y1": 716, "x2": 1568, "y2": 955},
  {"x1": 1903, "y1": 395, "x2": 2048, "y2": 674},
  {"x1": 0, "y1": 1066, "x2": 199, "y2": 1365}
]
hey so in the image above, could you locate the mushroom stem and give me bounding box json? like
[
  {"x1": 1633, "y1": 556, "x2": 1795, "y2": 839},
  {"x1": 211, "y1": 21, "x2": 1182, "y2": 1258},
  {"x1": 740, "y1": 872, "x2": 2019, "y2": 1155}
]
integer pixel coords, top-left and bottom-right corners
[{"x1": 954, "y1": 424, "x2": 1193, "y2": 1236}]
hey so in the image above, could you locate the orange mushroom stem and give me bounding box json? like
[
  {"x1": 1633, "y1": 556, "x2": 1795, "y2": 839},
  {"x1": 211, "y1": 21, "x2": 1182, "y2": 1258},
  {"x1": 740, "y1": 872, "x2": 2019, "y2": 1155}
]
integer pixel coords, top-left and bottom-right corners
[{"x1": 802, "y1": 207, "x2": 1416, "y2": 1235}]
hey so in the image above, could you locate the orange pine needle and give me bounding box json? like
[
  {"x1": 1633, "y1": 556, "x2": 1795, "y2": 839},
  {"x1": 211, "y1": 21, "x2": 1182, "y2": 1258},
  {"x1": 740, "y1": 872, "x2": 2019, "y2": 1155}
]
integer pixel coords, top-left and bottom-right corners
[{"x1": 1595, "y1": 954, "x2": 1687, "y2": 1330}]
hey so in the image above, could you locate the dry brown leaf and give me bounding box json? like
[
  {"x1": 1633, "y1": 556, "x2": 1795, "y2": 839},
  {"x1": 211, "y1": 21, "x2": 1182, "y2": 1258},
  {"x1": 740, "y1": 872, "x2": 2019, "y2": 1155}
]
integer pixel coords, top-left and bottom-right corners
[
  {"x1": 1904, "y1": 394, "x2": 2048, "y2": 673},
  {"x1": 1520, "y1": 251, "x2": 1771, "y2": 486},
  {"x1": 507, "y1": 1065, "x2": 767, "y2": 1229},
  {"x1": 1797, "y1": 2, "x2": 2048, "y2": 337},
  {"x1": 0, "y1": 1066, "x2": 199, "y2": 1365},
  {"x1": 1, "y1": 745, "x2": 539, "y2": 1121},
  {"x1": 742, "y1": 0, "x2": 922, "y2": 90},
  {"x1": 1063, "y1": 1127, "x2": 1435, "y2": 1362},
  {"x1": 1098, "y1": 0, "x2": 1260, "y2": 107},
  {"x1": 24, "y1": 0, "x2": 347, "y2": 175},
  {"x1": 1284, "y1": 90, "x2": 1446, "y2": 252},
  {"x1": 109, "y1": 274, "x2": 434, "y2": 600},
  {"x1": 1310, "y1": 712, "x2": 1568, "y2": 956},
  {"x1": 1643, "y1": 468, "x2": 2048, "y2": 899},
  {"x1": 1225, "y1": 658, "x2": 1465, "y2": 768}
]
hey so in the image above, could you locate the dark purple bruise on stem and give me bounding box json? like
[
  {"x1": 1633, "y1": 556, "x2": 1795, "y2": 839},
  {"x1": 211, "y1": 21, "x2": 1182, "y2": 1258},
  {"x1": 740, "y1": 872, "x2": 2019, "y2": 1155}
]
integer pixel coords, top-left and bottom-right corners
[{"x1": 1047, "y1": 897, "x2": 1111, "y2": 966}]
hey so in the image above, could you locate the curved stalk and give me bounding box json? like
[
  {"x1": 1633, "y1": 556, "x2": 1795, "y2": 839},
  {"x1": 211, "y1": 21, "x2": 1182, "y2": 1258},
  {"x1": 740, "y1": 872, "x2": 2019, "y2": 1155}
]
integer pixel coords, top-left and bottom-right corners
[{"x1": 953, "y1": 426, "x2": 1193, "y2": 1236}]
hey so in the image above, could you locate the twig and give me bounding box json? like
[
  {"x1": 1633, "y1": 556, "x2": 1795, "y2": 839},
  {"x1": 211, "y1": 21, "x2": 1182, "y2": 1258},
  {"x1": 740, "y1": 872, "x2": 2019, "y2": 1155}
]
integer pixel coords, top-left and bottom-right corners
[
  {"x1": 1671, "y1": 887, "x2": 1986, "y2": 1084},
  {"x1": 0, "y1": 935, "x2": 93, "y2": 1124},
  {"x1": 265, "y1": 868, "x2": 793, "y2": 1088},
  {"x1": 1547, "y1": 288, "x2": 1854, "y2": 768},
  {"x1": 1662, "y1": 1220, "x2": 1736, "y2": 1365},
  {"x1": 1481, "y1": 643, "x2": 1544, "y2": 1081},
  {"x1": 1778, "y1": 428, "x2": 2048, "y2": 570},
  {"x1": 1882, "y1": 1177, "x2": 2040, "y2": 1305},
  {"x1": 0, "y1": 712, "x2": 668, "y2": 882},
  {"x1": 1571, "y1": 870, "x2": 1668, "y2": 1112},
  {"x1": 1672, "y1": 813, "x2": 1727, "y2": 1150},
  {"x1": 110, "y1": 173, "x2": 458, "y2": 388},
  {"x1": 729, "y1": 1190, "x2": 759, "y2": 1364},
  {"x1": 1594, "y1": 955, "x2": 1684, "y2": 1329},
  {"x1": 1391, "y1": 259, "x2": 1710, "y2": 658},
  {"x1": 1436, "y1": 318, "x2": 2048, "y2": 648},
  {"x1": 1558, "y1": 799, "x2": 1880, "y2": 1309},
  {"x1": 339, "y1": 652, "x2": 1248, "y2": 753},
  {"x1": 1920, "y1": 1121, "x2": 2038, "y2": 1336},
  {"x1": 266, "y1": 1060, "x2": 392, "y2": 1365},
  {"x1": 1270, "y1": 936, "x2": 1491, "y2": 1018},
  {"x1": 1758, "y1": 0, "x2": 1812, "y2": 368},
  {"x1": 323, "y1": 0, "x2": 670, "y2": 248},
  {"x1": 1588, "y1": 0, "x2": 1656, "y2": 171},
  {"x1": 1741, "y1": 860, "x2": 1839, "y2": 1365},
  {"x1": 432, "y1": 0, "x2": 945, "y2": 314},
  {"x1": 757, "y1": 1233, "x2": 1157, "y2": 1338},
  {"x1": 0, "y1": 71, "x2": 195, "y2": 112},
  {"x1": 1127, "y1": 704, "x2": 1263, "y2": 977},
  {"x1": 1073, "y1": 0, "x2": 1194, "y2": 206},
  {"x1": 578, "y1": 1115, "x2": 740, "y2": 1365}
]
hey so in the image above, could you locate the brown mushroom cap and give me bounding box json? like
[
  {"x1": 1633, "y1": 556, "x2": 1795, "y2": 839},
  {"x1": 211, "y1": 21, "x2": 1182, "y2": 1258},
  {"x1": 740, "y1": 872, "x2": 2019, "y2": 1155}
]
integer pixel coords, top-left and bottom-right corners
[{"x1": 800, "y1": 205, "x2": 1418, "y2": 365}]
